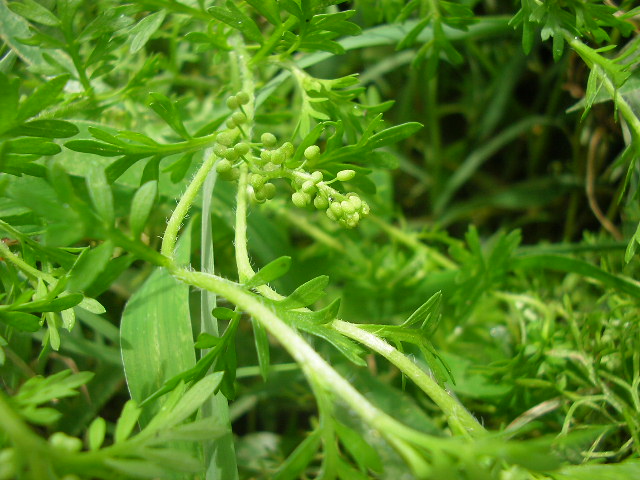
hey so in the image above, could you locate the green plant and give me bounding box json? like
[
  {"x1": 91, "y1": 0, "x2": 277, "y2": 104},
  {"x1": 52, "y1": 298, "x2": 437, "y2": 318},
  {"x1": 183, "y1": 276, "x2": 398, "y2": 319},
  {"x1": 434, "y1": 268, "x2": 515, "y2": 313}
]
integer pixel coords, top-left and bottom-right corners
[{"x1": 1, "y1": 0, "x2": 639, "y2": 479}]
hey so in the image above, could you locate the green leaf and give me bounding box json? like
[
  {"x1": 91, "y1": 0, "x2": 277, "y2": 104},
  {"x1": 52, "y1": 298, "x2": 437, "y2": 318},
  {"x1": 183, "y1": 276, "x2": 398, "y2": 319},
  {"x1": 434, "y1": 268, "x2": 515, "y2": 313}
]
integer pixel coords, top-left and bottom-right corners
[
  {"x1": 244, "y1": 256, "x2": 292, "y2": 289},
  {"x1": 114, "y1": 399, "x2": 141, "y2": 443},
  {"x1": 208, "y1": 2, "x2": 264, "y2": 44},
  {"x1": 0, "y1": 311, "x2": 41, "y2": 331},
  {"x1": 252, "y1": 318, "x2": 270, "y2": 380},
  {"x1": 10, "y1": 292, "x2": 83, "y2": 313},
  {"x1": 8, "y1": 0, "x2": 60, "y2": 26},
  {"x1": 245, "y1": 0, "x2": 281, "y2": 26},
  {"x1": 86, "y1": 166, "x2": 114, "y2": 224},
  {"x1": 129, "y1": 10, "x2": 166, "y2": 54},
  {"x1": 129, "y1": 180, "x2": 157, "y2": 238},
  {"x1": 121, "y1": 226, "x2": 196, "y2": 425},
  {"x1": 105, "y1": 458, "x2": 167, "y2": 478},
  {"x1": 158, "y1": 373, "x2": 224, "y2": 429},
  {"x1": 0, "y1": 1, "x2": 46, "y2": 68},
  {"x1": 9, "y1": 119, "x2": 79, "y2": 138},
  {"x1": 334, "y1": 420, "x2": 383, "y2": 472},
  {"x1": 148, "y1": 92, "x2": 191, "y2": 140},
  {"x1": 278, "y1": 275, "x2": 329, "y2": 309},
  {"x1": 337, "y1": 460, "x2": 369, "y2": 480},
  {"x1": 514, "y1": 254, "x2": 640, "y2": 299},
  {"x1": 5, "y1": 137, "x2": 61, "y2": 155},
  {"x1": 365, "y1": 122, "x2": 423, "y2": 150},
  {"x1": 87, "y1": 417, "x2": 106, "y2": 450},
  {"x1": 139, "y1": 447, "x2": 202, "y2": 473},
  {"x1": 402, "y1": 291, "x2": 441, "y2": 331},
  {"x1": 273, "y1": 429, "x2": 322, "y2": 480},
  {"x1": 65, "y1": 140, "x2": 126, "y2": 157},
  {"x1": 15, "y1": 370, "x2": 94, "y2": 405},
  {"x1": 17, "y1": 74, "x2": 69, "y2": 122},
  {"x1": 212, "y1": 307, "x2": 237, "y2": 320},
  {"x1": 68, "y1": 241, "x2": 115, "y2": 293}
]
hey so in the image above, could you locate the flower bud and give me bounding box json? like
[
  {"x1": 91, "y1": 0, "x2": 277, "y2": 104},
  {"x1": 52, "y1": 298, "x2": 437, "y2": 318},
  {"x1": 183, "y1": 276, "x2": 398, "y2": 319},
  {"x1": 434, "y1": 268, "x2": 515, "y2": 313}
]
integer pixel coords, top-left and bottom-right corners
[
  {"x1": 261, "y1": 132, "x2": 277, "y2": 147},
  {"x1": 292, "y1": 191, "x2": 309, "y2": 208},
  {"x1": 337, "y1": 169, "x2": 356, "y2": 182},
  {"x1": 236, "y1": 91, "x2": 250, "y2": 105},
  {"x1": 304, "y1": 145, "x2": 321, "y2": 161}
]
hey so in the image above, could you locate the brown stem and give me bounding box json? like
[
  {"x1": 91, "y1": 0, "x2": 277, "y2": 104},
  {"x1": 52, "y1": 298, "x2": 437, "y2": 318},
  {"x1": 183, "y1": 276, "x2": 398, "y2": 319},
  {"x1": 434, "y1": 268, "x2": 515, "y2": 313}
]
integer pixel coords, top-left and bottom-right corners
[{"x1": 585, "y1": 128, "x2": 623, "y2": 241}]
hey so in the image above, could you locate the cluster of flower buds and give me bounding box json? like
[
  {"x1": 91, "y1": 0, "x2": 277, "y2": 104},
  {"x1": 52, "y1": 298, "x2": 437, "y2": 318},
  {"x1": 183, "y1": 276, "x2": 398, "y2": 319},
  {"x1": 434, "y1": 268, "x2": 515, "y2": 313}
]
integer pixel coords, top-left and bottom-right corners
[
  {"x1": 214, "y1": 92, "x2": 251, "y2": 181},
  {"x1": 288, "y1": 147, "x2": 369, "y2": 228},
  {"x1": 215, "y1": 92, "x2": 369, "y2": 228}
]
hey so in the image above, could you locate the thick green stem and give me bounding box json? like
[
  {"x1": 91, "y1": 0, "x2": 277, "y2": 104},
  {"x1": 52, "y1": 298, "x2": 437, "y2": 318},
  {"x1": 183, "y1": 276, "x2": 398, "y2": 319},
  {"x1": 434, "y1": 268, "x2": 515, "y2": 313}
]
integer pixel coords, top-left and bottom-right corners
[{"x1": 170, "y1": 267, "x2": 440, "y2": 447}]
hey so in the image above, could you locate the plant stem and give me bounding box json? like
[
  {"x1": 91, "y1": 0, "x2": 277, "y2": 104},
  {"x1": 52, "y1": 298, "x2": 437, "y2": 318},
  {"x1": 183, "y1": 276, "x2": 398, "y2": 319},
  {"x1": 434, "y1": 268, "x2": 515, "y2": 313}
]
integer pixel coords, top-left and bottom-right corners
[
  {"x1": 567, "y1": 36, "x2": 640, "y2": 143},
  {"x1": 161, "y1": 150, "x2": 217, "y2": 259},
  {"x1": 0, "y1": 240, "x2": 56, "y2": 284},
  {"x1": 171, "y1": 268, "x2": 442, "y2": 453},
  {"x1": 332, "y1": 319, "x2": 485, "y2": 437}
]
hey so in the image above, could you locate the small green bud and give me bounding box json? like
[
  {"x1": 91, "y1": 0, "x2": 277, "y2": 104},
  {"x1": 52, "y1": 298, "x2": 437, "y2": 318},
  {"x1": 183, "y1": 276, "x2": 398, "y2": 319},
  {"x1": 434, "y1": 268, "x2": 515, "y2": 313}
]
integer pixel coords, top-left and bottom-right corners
[
  {"x1": 292, "y1": 191, "x2": 310, "y2": 208},
  {"x1": 341, "y1": 200, "x2": 356, "y2": 215},
  {"x1": 271, "y1": 149, "x2": 285, "y2": 165},
  {"x1": 216, "y1": 159, "x2": 233, "y2": 174},
  {"x1": 261, "y1": 182, "x2": 276, "y2": 199},
  {"x1": 49, "y1": 432, "x2": 83, "y2": 452},
  {"x1": 260, "y1": 149, "x2": 272, "y2": 163},
  {"x1": 231, "y1": 111, "x2": 247, "y2": 125},
  {"x1": 234, "y1": 142, "x2": 250, "y2": 156},
  {"x1": 302, "y1": 180, "x2": 316, "y2": 194},
  {"x1": 329, "y1": 201, "x2": 343, "y2": 217},
  {"x1": 250, "y1": 173, "x2": 267, "y2": 189},
  {"x1": 326, "y1": 207, "x2": 337, "y2": 221},
  {"x1": 347, "y1": 194, "x2": 362, "y2": 210},
  {"x1": 226, "y1": 95, "x2": 239, "y2": 109},
  {"x1": 314, "y1": 195, "x2": 329, "y2": 210},
  {"x1": 254, "y1": 190, "x2": 267, "y2": 202},
  {"x1": 311, "y1": 171, "x2": 323, "y2": 183},
  {"x1": 224, "y1": 148, "x2": 239, "y2": 161},
  {"x1": 345, "y1": 213, "x2": 360, "y2": 228},
  {"x1": 304, "y1": 145, "x2": 321, "y2": 161},
  {"x1": 217, "y1": 131, "x2": 235, "y2": 146},
  {"x1": 236, "y1": 91, "x2": 250, "y2": 105},
  {"x1": 361, "y1": 201, "x2": 370, "y2": 215},
  {"x1": 213, "y1": 144, "x2": 227, "y2": 157},
  {"x1": 220, "y1": 167, "x2": 240, "y2": 181},
  {"x1": 281, "y1": 141, "x2": 294, "y2": 158},
  {"x1": 226, "y1": 118, "x2": 236, "y2": 129},
  {"x1": 261, "y1": 132, "x2": 277, "y2": 147},
  {"x1": 337, "y1": 169, "x2": 356, "y2": 182}
]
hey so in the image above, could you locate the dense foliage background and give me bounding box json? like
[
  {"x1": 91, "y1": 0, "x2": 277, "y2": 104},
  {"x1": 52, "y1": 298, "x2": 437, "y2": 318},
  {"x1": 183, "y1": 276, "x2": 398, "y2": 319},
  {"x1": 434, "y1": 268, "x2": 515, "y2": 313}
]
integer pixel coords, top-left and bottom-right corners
[{"x1": 1, "y1": 0, "x2": 640, "y2": 479}]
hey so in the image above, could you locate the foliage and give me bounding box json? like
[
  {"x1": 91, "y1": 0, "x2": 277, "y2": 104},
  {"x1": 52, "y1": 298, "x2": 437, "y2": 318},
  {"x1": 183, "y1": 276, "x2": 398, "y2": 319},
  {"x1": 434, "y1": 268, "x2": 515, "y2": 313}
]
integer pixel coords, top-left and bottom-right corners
[{"x1": 1, "y1": 0, "x2": 639, "y2": 479}]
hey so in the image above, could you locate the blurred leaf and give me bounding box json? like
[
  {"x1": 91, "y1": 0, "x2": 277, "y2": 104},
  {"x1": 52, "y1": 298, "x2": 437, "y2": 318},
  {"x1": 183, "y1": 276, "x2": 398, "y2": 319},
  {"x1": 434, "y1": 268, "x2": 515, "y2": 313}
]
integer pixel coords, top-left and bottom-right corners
[
  {"x1": 129, "y1": 180, "x2": 157, "y2": 238},
  {"x1": 9, "y1": 119, "x2": 79, "y2": 138},
  {"x1": 273, "y1": 429, "x2": 321, "y2": 480},
  {"x1": 114, "y1": 399, "x2": 141, "y2": 443},
  {"x1": 129, "y1": 10, "x2": 166, "y2": 54},
  {"x1": 0, "y1": 311, "x2": 40, "y2": 331},
  {"x1": 334, "y1": 420, "x2": 383, "y2": 473},
  {"x1": 208, "y1": 2, "x2": 263, "y2": 44}
]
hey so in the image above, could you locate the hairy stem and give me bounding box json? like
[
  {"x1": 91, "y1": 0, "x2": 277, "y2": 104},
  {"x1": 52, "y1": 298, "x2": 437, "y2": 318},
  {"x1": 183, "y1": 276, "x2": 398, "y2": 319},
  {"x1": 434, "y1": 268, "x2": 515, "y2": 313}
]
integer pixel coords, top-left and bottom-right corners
[
  {"x1": 332, "y1": 319, "x2": 485, "y2": 437},
  {"x1": 161, "y1": 150, "x2": 217, "y2": 259}
]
